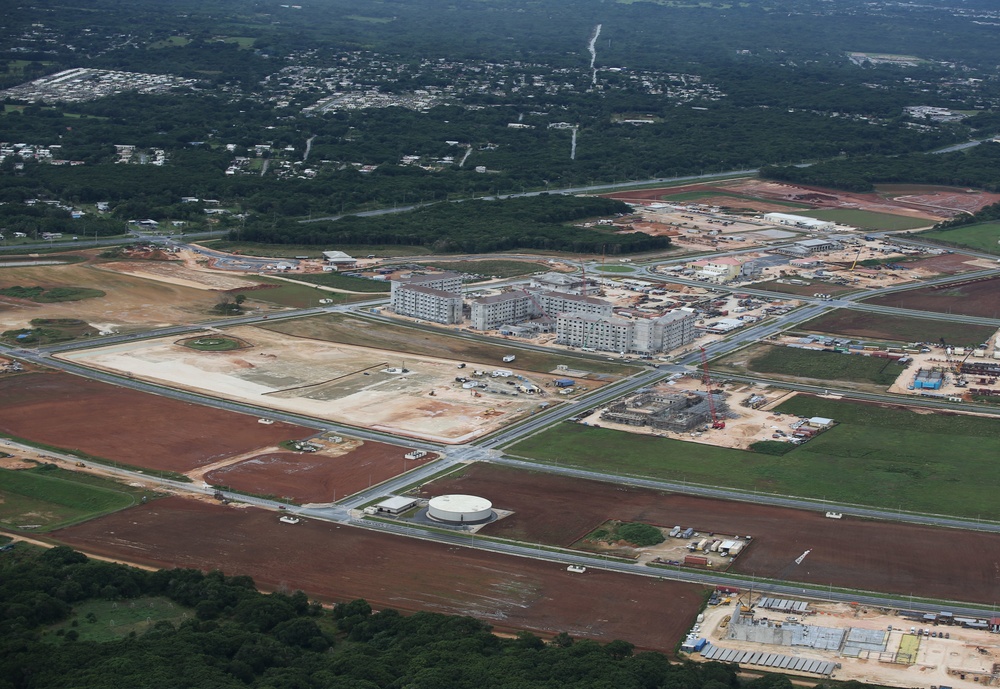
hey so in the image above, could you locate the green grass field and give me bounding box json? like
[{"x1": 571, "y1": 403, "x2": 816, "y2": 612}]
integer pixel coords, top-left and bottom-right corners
[
  {"x1": 595, "y1": 265, "x2": 636, "y2": 273},
  {"x1": 182, "y1": 336, "x2": 245, "y2": 351},
  {"x1": 919, "y1": 222, "x2": 1000, "y2": 256},
  {"x1": 508, "y1": 396, "x2": 1000, "y2": 519},
  {"x1": 47, "y1": 597, "x2": 191, "y2": 643},
  {"x1": 735, "y1": 345, "x2": 907, "y2": 385},
  {"x1": 293, "y1": 273, "x2": 390, "y2": 292},
  {"x1": 260, "y1": 313, "x2": 638, "y2": 376},
  {"x1": 0, "y1": 466, "x2": 142, "y2": 531},
  {"x1": 0, "y1": 286, "x2": 105, "y2": 302},
  {"x1": 796, "y1": 209, "x2": 931, "y2": 231},
  {"x1": 426, "y1": 260, "x2": 545, "y2": 279},
  {"x1": 236, "y1": 277, "x2": 375, "y2": 307}
]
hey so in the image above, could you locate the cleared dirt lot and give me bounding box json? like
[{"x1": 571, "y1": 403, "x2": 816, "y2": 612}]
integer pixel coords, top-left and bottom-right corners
[
  {"x1": 0, "y1": 260, "x2": 223, "y2": 333},
  {"x1": 0, "y1": 371, "x2": 312, "y2": 473},
  {"x1": 61, "y1": 326, "x2": 561, "y2": 444},
  {"x1": 204, "y1": 441, "x2": 433, "y2": 504},
  {"x1": 53, "y1": 497, "x2": 705, "y2": 651},
  {"x1": 419, "y1": 464, "x2": 1000, "y2": 605},
  {"x1": 864, "y1": 276, "x2": 1000, "y2": 319}
]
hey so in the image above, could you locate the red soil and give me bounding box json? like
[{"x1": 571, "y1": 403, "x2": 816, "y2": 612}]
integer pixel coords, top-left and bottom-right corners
[
  {"x1": 864, "y1": 276, "x2": 1000, "y2": 319},
  {"x1": 421, "y1": 463, "x2": 1000, "y2": 605},
  {"x1": 0, "y1": 372, "x2": 313, "y2": 472},
  {"x1": 53, "y1": 497, "x2": 705, "y2": 652},
  {"x1": 204, "y1": 443, "x2": 434, "y2": 503}
]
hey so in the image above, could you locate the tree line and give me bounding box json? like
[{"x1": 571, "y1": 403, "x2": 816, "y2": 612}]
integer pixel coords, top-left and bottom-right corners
[
  {"x1": 0, "y1": 543, "x2": 885, "y2": 689},
  {"x1": 236, "y1": 196, "x2": 667, "y2": 254}
]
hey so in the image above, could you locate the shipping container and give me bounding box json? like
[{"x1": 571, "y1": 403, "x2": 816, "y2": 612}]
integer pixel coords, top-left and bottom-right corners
[{"x1": 684, "y1": 555, "x2": 709, "y2": 566}]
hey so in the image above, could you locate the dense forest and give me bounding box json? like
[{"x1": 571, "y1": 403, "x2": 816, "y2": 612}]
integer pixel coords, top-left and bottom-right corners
[
  {"x1": 761, "y1": 141, "x2": 1000, "y2": 193},
  {"x1": 0, "y1": 544, "x2": 879, "y2": 689},
  {"x1": 236, "y1": 196, "x2": 662, "y2": 254}
]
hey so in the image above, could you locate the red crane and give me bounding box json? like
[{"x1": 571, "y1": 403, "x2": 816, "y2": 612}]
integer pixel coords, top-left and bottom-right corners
[{"x1": 699, "y1": 346, "x2": 726, "y2": 429}]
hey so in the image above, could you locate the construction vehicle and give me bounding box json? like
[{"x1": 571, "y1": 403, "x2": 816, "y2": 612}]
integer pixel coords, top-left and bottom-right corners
[
  {"x1": 699, "y1": 347, "x2": 726, "y2": 429},
  {"x1": 849, "y1": 245, "x2": 864, "y2": 272}
]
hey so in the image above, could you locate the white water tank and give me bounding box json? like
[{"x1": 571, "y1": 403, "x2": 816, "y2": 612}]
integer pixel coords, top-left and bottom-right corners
[{"x1": 427, "y1": 494, "x2": 493, "y2": 523}]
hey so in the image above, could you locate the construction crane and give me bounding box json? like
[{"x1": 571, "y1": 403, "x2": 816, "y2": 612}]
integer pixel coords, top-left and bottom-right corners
[
  {"x1": 849, "y1": 245, "x2": 864, "y2": 272},
  {"x1": 699, "y1": 346, "x2": 725, "y2": 429}
]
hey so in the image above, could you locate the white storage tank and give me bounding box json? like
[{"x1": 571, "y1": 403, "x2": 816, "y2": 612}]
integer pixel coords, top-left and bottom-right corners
[{"x1": 427, "y1": 494, "x2": 493, "y2": 524}]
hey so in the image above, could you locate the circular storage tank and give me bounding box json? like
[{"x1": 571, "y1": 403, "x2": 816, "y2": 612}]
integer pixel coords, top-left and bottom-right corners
[{"x1": 427, "y1": 494, "x2": 493, "y2": 524}]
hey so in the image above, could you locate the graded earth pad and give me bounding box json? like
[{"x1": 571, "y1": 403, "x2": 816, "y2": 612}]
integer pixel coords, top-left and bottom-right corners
[
  {"x1": 418, "y1": 463, "x2": 1000, "y2": 605},
  {"x1": 0, "y1": 260, "x2": 224, "y2": 333},
  {"x1": 53, "y1": 497, "x2": 705, "y2": 651},
  {"x1": 798, "y1": 310, "x2": 997, "y2": 344},
  {"x1": 0, "y1": 372, "x2": 312, "y2": 473},
  {"x1": 204, "y1": 441, "x2": 433, "y2": 504},
  {"x1": 864, "y1": 276, "x2": 1000, "y2": 319},
  {"x1": 61, "y1": 326, "x2": 564, "y2": 443}
]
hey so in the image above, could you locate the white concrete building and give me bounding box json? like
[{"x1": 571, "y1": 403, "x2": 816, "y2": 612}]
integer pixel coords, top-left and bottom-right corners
[
  {"x1": 529, "y1": 272, "x2": 593, "y2": 295},
  {"x1": 469, "y1": 290, "x2": 537, "y2": 330},
  {"x1": 537, "y1": 291, "x2": 613, "y2": 319},
  {"x1": 390, "y1": 271, "x2": 464, "y2": 323},
  {"x1": 763, "y1": 213, "x2": 836, "y2": 231},
  {"x1": 556, "y1": 309, "x2": 696, "y2": 354}
]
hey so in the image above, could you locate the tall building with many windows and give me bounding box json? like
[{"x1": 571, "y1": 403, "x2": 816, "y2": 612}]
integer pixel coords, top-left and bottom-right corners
[
  {"x1": 390, "y1": 271, "x2": 464, "y2": 324},
  {"x1": 556, "y1": 309, "x2": 696, "y2": 354}
]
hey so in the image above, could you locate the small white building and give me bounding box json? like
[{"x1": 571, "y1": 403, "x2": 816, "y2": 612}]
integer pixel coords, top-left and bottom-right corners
[{"x1": 763, "y1": 213, "x2": 836, "y2": 231}]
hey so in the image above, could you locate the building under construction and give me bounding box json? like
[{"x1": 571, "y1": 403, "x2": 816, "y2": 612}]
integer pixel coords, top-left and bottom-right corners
[{"x1": 601, "y1": 390, "x2": 732, "y2": 433}]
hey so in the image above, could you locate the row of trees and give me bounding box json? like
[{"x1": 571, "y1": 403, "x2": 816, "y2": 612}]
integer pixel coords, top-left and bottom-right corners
[{"x1": 1, "y1": 544, "x2": 882, "y2": 689}]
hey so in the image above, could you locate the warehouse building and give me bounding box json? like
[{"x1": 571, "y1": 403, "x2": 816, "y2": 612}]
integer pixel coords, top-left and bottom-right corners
[{"x1": 763, "y1": 213, "x2": 836, "y2": 231}]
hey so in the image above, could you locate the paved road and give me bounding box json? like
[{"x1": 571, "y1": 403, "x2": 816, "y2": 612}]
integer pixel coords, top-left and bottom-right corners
[{"x1": 8, "y1": 219, "x2": 1000, "y2": 612}]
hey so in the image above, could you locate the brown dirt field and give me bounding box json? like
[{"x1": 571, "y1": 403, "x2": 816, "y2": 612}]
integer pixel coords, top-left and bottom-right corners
[
  {"x1": 204, "y1": 442, "x2": 432, "y2": 503},
  {"x1": 797, "y1": 310, "x2": 996, "y2": 344},
  {"x1": 747, "y1": 280, "x2": 856, "y2": 297},
  {"x1": 864, "y1": 276, "x2": 1000, "y2": 319},
  {"x1": 730, "y1": 180, "x2": 946, "y2": 220},
  {"x1": 53, "y1": 497, "x2": 705, "y2": 651},
  {"x1": 0, "y1": 372, "x2": 313, "y2": 472},
  {"x1": 901, "y1": 253, "x2": 990, "y2": 275},
  {"x1": 419, "y1": 463, "x2": 1000, "y2": 605}
]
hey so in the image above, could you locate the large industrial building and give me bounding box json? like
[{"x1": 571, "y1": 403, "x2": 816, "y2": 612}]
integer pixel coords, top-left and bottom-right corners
[
  {"x1": 774, "y1": 238, "x2": 843, "y2": 258},
  {"x1": 390, "y1": 271, "x2": 464, "y2": 323},
  {"x1": 688, "y1": 256, "x2": 758, "y2": 283},
  {"x1": 763, "y1": 213, "x2": 836, "y2": 232}
]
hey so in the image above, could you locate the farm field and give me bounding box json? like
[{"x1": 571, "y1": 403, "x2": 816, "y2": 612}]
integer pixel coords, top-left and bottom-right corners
[
  {"x1": 747, "y1": 279, "x2": 856, "y2": 297},
  {"x1": 863, "y1": 276, "x2": 1000, "y2": 319},
  {"x1": 260, "y1": 313, "x2": 637, "y2": 377},
  {"x1": 231, "y1": 276, "x2": 378, "y2": 307},
  {"x1": 507, "y1": 396, "x2": 1000, "y2": 519},
  {"x1": 0, "y1": 260, "x2": 226, "y2": 334},
  {"x1": 919, "y1": 222, "x2": 1000, "y2": 256},
  {"x1": 717, "y1": 344, "x2": 908, "y2": 387},
  {"x1": 53, "y1": 497, "x2": 705, "y2": 652},
  {"x1": 796, "y1": 209, "x2": 931, "y2": 231},
  {"x1": 0, "y1": 372, "x2": 312, "y2": 474},
  {"x1": 603, "y1": 182, "x2": 810, "y2": 213},
  {"x1": 798, "y1": 309, "x2": 997, "y2": 344},
  {"x1": 204, "y1": 440, "x2": 432, "y2": 504},
  {"x1": 417, "y1": 462, "x2": 1000, "y2": 605},
  {"x1": 0, "y1": 465, "x2": 142, "y2": 530},
  {"x1": 60, "y1": 325, "x2": 567, "y2": 444}
]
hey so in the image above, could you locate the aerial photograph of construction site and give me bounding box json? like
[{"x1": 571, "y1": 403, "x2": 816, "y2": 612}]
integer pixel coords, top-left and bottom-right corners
[{"x1": 4, "y1": 165, "x2": 1000, "y2": 689}]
